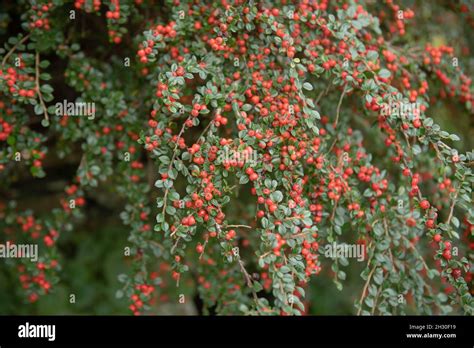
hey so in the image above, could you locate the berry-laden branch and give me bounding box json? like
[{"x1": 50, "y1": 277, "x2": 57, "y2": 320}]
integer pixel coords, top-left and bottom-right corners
[{"x1": 0, "y1": 0, "x2": 472, "y2": 316}]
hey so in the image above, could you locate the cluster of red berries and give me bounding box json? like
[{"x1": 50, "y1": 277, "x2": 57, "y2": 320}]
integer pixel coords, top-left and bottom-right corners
[
  {"x1": 424, "y1": 44, "x2": 454, "y2": 66},
  {"x1": 438, "y1": 178, "x2": 455, "y2": 193},
  {"x1": 29, "y1": 3, "x2": 53, "y2": 30},
  {"x1": 129, "y1": 284, "x2": 155, "y2": 315},
  {"x1": 0, "y1": 116, "x2": 13, "y2": 141},
  {"x1": 18, "y1": 264, "x2": 53, "y2": 303},
  {"x1": 137, "y1": 41, "x2": 155, "y2": 63},
  {"x1": 272, "y1": 233, "x2": 286, "y2": 257},
  {"x1": 16, "y1": 215, "x2": 41, "y2": 238},
  {"x1": 442, "y1": 240, "x2": 453, "y2": 261},
  {"x1": 106, "y1": 0, "x2": 122, "y2": 43},
  {"x1": 187, "y1": 101, "x2": 202, "y2": 116},
  {"x1": 301, "y1": 239, "x2": 320, "y2": 276},
  {"x1": 137, "y1": 22, "x2": 177, "y2": 63},
  {"x1": 43, "y1": 229, "x2": 58, "y2": 247},
  {"x1": 384, "y1": 1, "x2": 414, "y2": 36},
  {"x1": 418, "y1": 199, "x2": 437, "y2": 229},
  {"x1": 409, "y1": 173, "x2": 421, "y2": 197},
  {"x1": 105, "y1": 0, "x2": 120, "y2": 20},
  {"x1": 74, "y1": 0, "x2": 101, "y2": 12},
  {"x1": 1, "y1": 67, "x2": 36, "y2": 98},
  {"x1": 181, "y1": 215, "x2": 196, "y2": 226},
  {"x1": 61, "y1": 185, "x2": 85, "y2": 212},
  {"x1": 0, "y1": 101, "x2": 13, "y2": 142},
  {"x1": 213, "y1": 112, "x2": 228, "y2": 127}
]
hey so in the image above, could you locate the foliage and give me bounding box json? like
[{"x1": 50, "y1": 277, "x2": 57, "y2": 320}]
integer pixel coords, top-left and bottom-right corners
[{"x1": 0, "y1": 0, "x2": 473, "y2": 315}]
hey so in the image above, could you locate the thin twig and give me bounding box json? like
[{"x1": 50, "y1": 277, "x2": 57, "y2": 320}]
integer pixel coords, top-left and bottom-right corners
[
  {"x1": 170, "y1": 236, "x2": 181, "y2": 254},
  {"x1": 432, "y1": 142, "x2": 444, "y2": 162},
  {"x1": 383, "y1": 218, "x2": 397, "y2": 272},
  {"x1": 224, "y1": 224, "x2": 252, "y2": 229},
  {"x1": 215, "y1": 222, "x2": 259, "y2": 304},
  {"x1": 35, "y1": 52, "x2": 49, "y2": 123},
  {"x1": 258, "y1": 251, "x2": 272, "y2": 259},
  {"x1": 325, "y1": 84, "x2": 348, "y2": 154},
  {"x1": 198, "y1": 237, "x2": 209, "y2": 260},
  {"x1": 315, "y1": 80, "x2": 332, "y2": 105},
  {"x1": 2, "y1": 33, "x2": 31, "y2": 67},
  {"x1": 445, "y1": 183, "x2": 461, "y2": 226},
  {"x1": 329, "y1": 199, "x2": 339, "y2": 221},
  {"x1": 238, "y1": 258, "x2": 259, "y2": 302},
  {"x1": 197, "y1": 107, "x2": 221, "y2": 143},
  {"x1": 357, "y1": 266, "x2": 376, "y2": 316},
  {"x1": 289, "y1": 230, "x2": 313, "y2": 239},
  {"x1": 333, "y1": 83, "x2": 347, "y2": 128},
  {"x1": 371, "y1": 273, "x2": 388, "y2": 315},
  {"x1": 402, "y1": 235, "x2": 429, "y2": 272}
]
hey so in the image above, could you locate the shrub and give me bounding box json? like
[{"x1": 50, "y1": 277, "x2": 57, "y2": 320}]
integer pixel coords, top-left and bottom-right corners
[{"x1": 0, "y1": 0, "x2": 473, "y2": 315}]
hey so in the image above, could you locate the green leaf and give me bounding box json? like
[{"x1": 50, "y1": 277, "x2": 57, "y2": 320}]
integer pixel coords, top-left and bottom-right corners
[
  {"x1": 452, "y1": 216, "x2": 460, "y2": 228},
  {"x1": 34, "y1": 104, "x2": 44, "y2": 115},
  {"x1": 378, "y1": 69, "x2": 391, "y2": 79},
  {"x1": 115, "y1": 290, "x2": 124, "y2": 299},
  {"x1": 303, "y1": 82, "x2": 313, "y2": 91},
  {"x1": 449, "y1": 134, "x2": 460, "y2": 141},
  {"x1": 364, "y1": 296, "x2": 374, "y2": 308},
  {"x1": 271, "y1": 190, "x2": 283, "y2": 203},
  {"x1": 253, "y1": 281, "x2": 263, "y2": 292}
]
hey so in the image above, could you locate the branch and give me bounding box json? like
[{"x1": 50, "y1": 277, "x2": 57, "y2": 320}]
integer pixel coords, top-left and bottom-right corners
[
  {"x1": 383, "y1": 218, "x2": 397, "y2": 272},
  {"x1": 216, "y1": 222, "x2": 259, "y2": 304},
  {"x1": 445, "y1": 183, "x2": 461, "y2": 226},
  {"x1": 329, "y1": 198, "x2": 339, "y2": 221},
  {"x1": 333, "y1": 83, "x2": 347, "y2": 128},
  {"x1": 198, "y1": 236, "x2": 209, "y2": 260},
  {"x1": 161, "y1": 117, "x2": 190, "y2": 218},
  {"x1": 357, "y1": 266, "x2": 376, "y2": 316},
  {"x1": 197, "y1": 107, "x2": 221, "y2": 144},
  {"x1": 315, "y1": 80, "x2": 333, "y2": 105},
  {"x1": 325, "y1": 84, "x2": 348, "y2": 154},
  {"x1": 371, "y1": 273, "x2": 388, "y2": 315},
  {"x1": 2, "y1": 33, "x2": 31, "y2": 67},
  {"x1": 223, "y1": 224, "x2": 252, "y2": 229},
  {"x1": 238, "y1": 258, "x2": 259, "y2": 302},
  {"x1": 170, "y1": 236, "x2": 181, "y2": 254},
  {"x1": 35, "y1": 52, "x2": 49, "y2": 123},
  {"x1": 402, "y1": 235, "x2": 430, "y2": 272},
  {"x1": 162, "y1": 107, "x2": 222, "y2": 219}
]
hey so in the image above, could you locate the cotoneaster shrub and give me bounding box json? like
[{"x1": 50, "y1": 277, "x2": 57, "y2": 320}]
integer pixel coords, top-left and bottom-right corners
[{"x1": 0, "y1": 0, "x2": 473, "y2": 315}]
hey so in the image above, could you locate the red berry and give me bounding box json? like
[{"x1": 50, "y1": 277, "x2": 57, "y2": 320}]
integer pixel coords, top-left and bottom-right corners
[
  {"x1": 425, "y1": 219, "x2": 435, "y2": 229},
  {"x1": 452, "y1": 269, "x2": 461, "y2": 279},
  {"x1": 249, "y1": 173, "x2": 258, "y2": 181},
  {"x1": 419, "y1": 200, "x2": 430, "y2": 210},
  {"x1": 442, "y1": 249, "x2": 451, "y2": 260}
]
